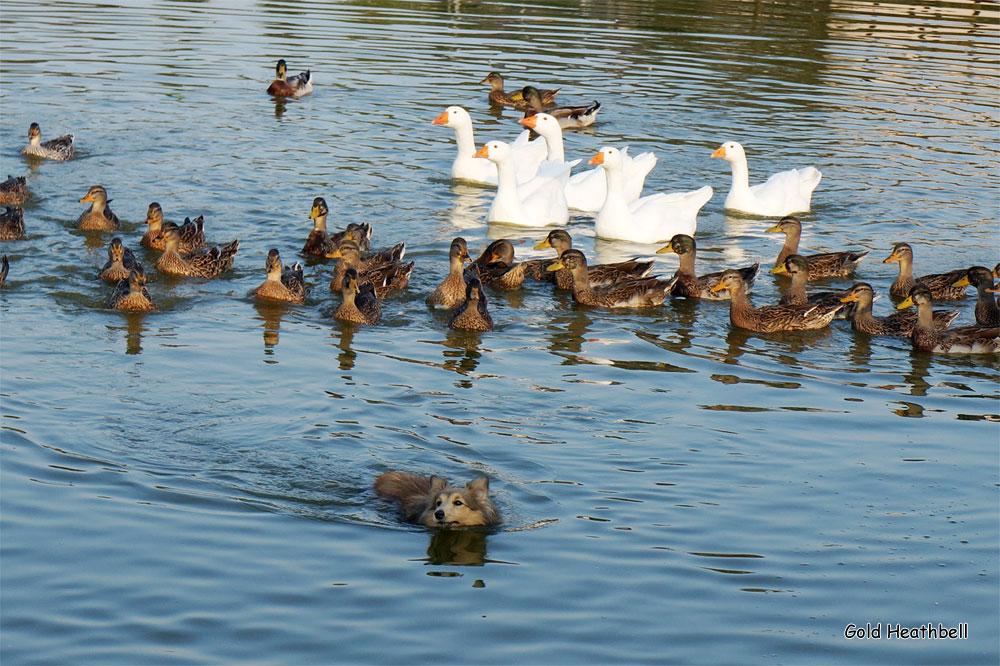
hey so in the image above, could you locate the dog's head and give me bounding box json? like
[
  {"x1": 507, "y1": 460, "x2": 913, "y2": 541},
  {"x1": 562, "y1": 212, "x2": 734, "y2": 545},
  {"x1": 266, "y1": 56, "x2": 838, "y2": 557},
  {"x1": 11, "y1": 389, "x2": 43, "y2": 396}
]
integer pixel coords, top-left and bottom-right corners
[{"x1": 422, "y1": 476, "x2": 496, "y2": 527}]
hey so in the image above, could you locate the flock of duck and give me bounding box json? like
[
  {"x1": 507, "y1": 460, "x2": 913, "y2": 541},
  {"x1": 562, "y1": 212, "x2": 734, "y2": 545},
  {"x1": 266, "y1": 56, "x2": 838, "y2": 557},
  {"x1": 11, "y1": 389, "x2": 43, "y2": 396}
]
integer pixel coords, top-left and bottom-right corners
[{"x1": 1, "y1": 63, "x2": 997, "y2": 353}]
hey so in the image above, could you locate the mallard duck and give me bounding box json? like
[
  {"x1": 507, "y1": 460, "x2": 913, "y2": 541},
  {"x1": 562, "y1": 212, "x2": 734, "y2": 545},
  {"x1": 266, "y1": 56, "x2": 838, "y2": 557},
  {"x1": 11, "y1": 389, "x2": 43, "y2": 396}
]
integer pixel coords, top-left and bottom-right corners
[
  {"x1": 840, "y1": 282, "x2": 957, "y2": 337},
  {"x1": 0, "y1": 255, "x2": 8, "y2": 288},
  {"x1": 266, "y1": 59, "x2": 313, "y2": 98},
  {"x1": 519, "y1": 114, "x2": 655, "y2": 212},
  {"x1": 711, "y1": 141, "x2": 821, "y2": 217},
  {"x1": 253, "y1": 249, "x2": 309, "y2": 304},
  {"x1": 327, "y1": 241, "x2": 411, "y2": 296},
  {"x1": 77, "y1": 186, "x2": 119, "y2": 231},
  {"x1": 449, "y1": 277, "x2": 493, "y2": 331},
  {"x1": 897, "y1": 285, "x2": 999, "y2": 353},
  {"x1": 480, "y1": 72, "x2": 559, "y2": 108},
  {"x1": 953, "y1": 266, "x2": 999, "y2": 327},
  {"x1": 467, "y1": 239, "x2": 531, "y2": 291},
  {"x1": 21, "y1": 123, "x2": 74, "y2": 161},
  {"x1": 302, "y1": 197, "x2": 335, "y2": 255},
  {"x1": 141, "y1": 203, "x2": 205, "y2": 253},
  {"x1": 473, "y1": 140, "x2": 571, "y2": 227},
  {"x1": 765, "y1": 216, "x2": 867, "y2": 278},
  {"x1": 99, "y1": 237, "x2": 142, "y2": 283},
  {"x1": 883, "y1": 242, "x2": 966, "y2": 300},
  {"x1": 547, "y1": 249, "x2": 676, "y2": 308},
  {"x1": 431, "y1": 106, "x2": 547, "y2": 186},
  {"x1": 0, "y1": 175, "x2": 28, "y2": 205},
  {"x1": 539, "y1": 229, "x2": 654, "y2": 290},
  {"x1": 427, "y1": 237, "x2": 471, "y2": 309},
  {"x1": 521, "y1": 86, "x2": 600, "y2": 129},
  {"x1": 155, "y1": 222, "x2": 239, "y2": 278},
  {"x1": 592, "y1": 147, "x2": 712, "y2": 243},
  {"x1": 0, "y1": 207, "x2": 25, "y2": 241},
  {"x1": 335, "y1": 267, "x2": 381, "y2": 325},
  {"x1": 655, "y1": 233, "x2": 759, "y2": 300},
  {"x1": 770, "y1": 254, "x2": 852, "y2": 317},
  {"x1": 710, "y1": 270, "x2": 844, "y2": 332},
  {"x1": 109, "y1": 268, "x2": 156, "y2": 311}
]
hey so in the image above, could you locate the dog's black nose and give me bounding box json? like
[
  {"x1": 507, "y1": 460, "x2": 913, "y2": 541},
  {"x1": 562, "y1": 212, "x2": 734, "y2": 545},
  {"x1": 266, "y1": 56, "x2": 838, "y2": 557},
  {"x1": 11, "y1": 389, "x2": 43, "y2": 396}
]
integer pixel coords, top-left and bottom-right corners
[{"x1": 434, "y1": 509, "x2": 445, "y2": 521}]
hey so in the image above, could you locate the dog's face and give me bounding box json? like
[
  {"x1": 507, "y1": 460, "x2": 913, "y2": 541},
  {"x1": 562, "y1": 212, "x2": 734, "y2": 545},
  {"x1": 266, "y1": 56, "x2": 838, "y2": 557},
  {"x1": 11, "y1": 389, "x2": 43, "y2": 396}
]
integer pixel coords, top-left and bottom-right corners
[{"x1": 421, "y1": 477, "x2": 492, "y2": 527}]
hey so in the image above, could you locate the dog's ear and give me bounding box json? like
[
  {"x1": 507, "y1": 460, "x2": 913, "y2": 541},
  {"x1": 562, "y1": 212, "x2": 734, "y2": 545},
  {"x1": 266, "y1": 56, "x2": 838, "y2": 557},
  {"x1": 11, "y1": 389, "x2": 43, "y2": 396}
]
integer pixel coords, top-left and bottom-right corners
[
  {"x1": 429, "y1": 476, "x2": 448, "y2": 495},
  {"x1": 466, "y1": 476, "x2": 489, "y2": 500}
]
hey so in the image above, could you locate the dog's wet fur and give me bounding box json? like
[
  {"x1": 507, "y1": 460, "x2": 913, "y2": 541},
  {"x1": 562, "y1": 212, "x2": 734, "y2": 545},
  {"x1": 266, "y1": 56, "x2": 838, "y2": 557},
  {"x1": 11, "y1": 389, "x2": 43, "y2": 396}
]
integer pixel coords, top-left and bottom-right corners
[{"x1": 374, "y1": 471, "x2": 501, "y2": 527}]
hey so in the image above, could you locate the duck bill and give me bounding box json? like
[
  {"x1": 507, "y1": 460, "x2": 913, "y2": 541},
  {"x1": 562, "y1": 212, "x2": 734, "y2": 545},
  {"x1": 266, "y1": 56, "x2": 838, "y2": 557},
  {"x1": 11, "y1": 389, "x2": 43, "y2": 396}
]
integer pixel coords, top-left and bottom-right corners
[
  {"x1": 769, "y1": 265, "x2": 788, "y2": 275},
  {"x1": 986, "y1": 287, "x2": 998, "y2": 294},
  {"x1": 882, "y1": 252, "x2": 899, "y2": 264},
  {"x1": 79, "y1": 194, "x2": 94, "y2": 203},
  {"x1": 711, "y1": 146, "x2": 726, "y2": 159},
  {"x1": 840, "y1": 293, "x2": 860, "y2": 303},
  {"x1": 952, "y1": 276, "x2": 971, "y2": 288},
  {"x1": 588, "y1": 151, "x2": 604, "y2": 166},
  {"x1": 546, "y1": 260, "x2": 565, "y2": 272},
  {"x1": 764, "y1": 223, "x2": 782, "y2": 233},
  {"x1": 655, "y1": 244, "x2": 675, "y2": 255},
  {"x1": 896, "y1": 296, "x2": 914, "y2": 310},
  {"x1": 431, "y1": 110, "x2": 449, "y2": 125},
  {"x1": 473, "y1": 145, "x2": 489, "y2": 159},
  {"x1": 533, "y1": 238, "x2": 551, "y2": 250},
  {"x1": 709, "y1": 282, "x2": 728, "y2": 293},
  {"x1": 518, "y1": 116, "x2": 537, "y2": 129},
  {"x1": 461, "y1": 252, "x2": 470, "y2": 262},
  {"x1": 325, "y1": 249, "x2": 343, "y2": 259}
]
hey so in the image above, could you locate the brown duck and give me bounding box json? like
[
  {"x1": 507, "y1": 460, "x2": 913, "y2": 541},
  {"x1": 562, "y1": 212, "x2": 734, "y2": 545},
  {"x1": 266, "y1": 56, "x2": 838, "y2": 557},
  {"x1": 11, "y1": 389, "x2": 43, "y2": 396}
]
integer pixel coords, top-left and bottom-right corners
[
  {"x1": 520, "y1": 86, "x2": 600, "y2": 129},
  {"x1": 765, "y1": 216, "x2": 867, "y2": 279},
  {"x1": 953, "y1": 266, "x2": 999, "y2": 327},
  {"x1": 427, "y1": 237, "x2": 472, "y2": 309},
  {"x1": 840, "y1": 282, "x2": 958, "y2": 337},
  {"x1": 547, "y1": 249, "x2": 676, "y2": 308},
  {"x1": 882, "y1": 242, "x2": 966, "y2": 300},
  {"x1": 99, "y1": 237, "x2": 142, "y2": 283},
  {"x1": 266, "y1": 59, "x2": 313, "y2": 98},
  {"x1": 449, "y1": 277, "x2": 494, "y2": 331},
  {"x1": 77, "y1": 186, "x2": 119, "y2": 231},
  {"x1": 770, "y1": 254, "x2": 852, "y2": 318},
  {"x1": 253, "y1": 249, "x2": 309, "y2": 304},
  {"x1": 480, "y1": 72, "x2": 559, "y2": 108},
  {"x1": 539, "y1": 229, "x2": 654, "y2": 290},
  {"x1": 327, "y1": 241, "x2": 410, "y2": 297},
  {"x1": 141, "y1": 203, "x2": 205, "y2": 253},
  {"x1": 467, "y1": 239, "x2": 529, "y2": 291},
  {"x1": 334, "y1": 268, "x2": 381, "y2": 325},
  {"x1": 108, "y1": 268, "x2": 156, "y2": 311},
  {"x1": 710, "y1": 270, "x2": 844, "y2": 332},
  {"x1": 0, "y1": 206, "x2": 25, "y2": 241},
  {"x1": 897, "y1": 284, "x2": 999, "y2": 353},
  {"x1": 0, "y1": 175, "x2": 28, "y2": 205},
  {"x1": 155, "y1": 223, "x2": 239, "y2": 278},
  {"x1": 655, "y1": 233, "x2": 758, "y2": 300}
]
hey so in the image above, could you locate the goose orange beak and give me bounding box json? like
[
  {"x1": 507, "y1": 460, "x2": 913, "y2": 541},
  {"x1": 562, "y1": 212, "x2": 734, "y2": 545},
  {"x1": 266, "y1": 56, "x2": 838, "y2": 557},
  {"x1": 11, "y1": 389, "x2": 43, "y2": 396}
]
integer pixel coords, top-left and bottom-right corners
[
  {"x1": 473, "y1": 145, "x2": 489, "y2": 159},
  {"x1": 589, "y1": 151, "x2": 604, "y2": 166},
  {"x1": 519, "y1": 116, "x2": 537, "y2": 129},
  {"x1": 896, "y1": 296, "x2": 914, "y2": 310},
  {"x1": 711, "y1": 146, "x2": 726, "y2": 158},
  {"x1": 431, "y1": 110, "x2": 449, "y2": 125}
]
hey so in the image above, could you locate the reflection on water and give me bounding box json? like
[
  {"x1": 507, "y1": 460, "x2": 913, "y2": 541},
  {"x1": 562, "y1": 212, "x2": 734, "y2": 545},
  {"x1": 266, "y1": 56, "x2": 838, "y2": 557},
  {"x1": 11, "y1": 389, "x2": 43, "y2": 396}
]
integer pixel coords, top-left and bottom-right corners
[{"x1": 423, "y1": 528, "x2": 491, "y2": 566}]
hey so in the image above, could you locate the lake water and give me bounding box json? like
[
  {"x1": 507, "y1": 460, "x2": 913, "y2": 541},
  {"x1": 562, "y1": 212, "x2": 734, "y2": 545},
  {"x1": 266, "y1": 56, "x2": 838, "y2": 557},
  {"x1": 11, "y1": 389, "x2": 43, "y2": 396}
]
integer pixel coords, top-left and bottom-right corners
[{"x1": 1, "y1": 0, "x2": 998, "y2": 663}]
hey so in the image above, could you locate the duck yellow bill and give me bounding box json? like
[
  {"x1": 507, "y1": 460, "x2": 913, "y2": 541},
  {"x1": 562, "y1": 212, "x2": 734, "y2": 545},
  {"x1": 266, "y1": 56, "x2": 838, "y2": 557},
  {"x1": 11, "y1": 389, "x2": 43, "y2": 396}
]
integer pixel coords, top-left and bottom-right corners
[
  {"x1": 546, "y1": 259, "x2": 565, "y2": 272},
  {"x1": 588, "y1": 151, "x2": 604, "y2": 166},
  {"x1": 896, "y1": 296, "x2": 914, "y2": 310},
  {"x1": 518, "y1": 116, "x2": 537, "y2": 129},
  {"x1": 431, "y1": 110, "x2": 449, "y2": 125},
  {"x1": 764, "y1": 223, "x2": 782, "y2": 233},
  {"x1": 473, "y1": 145, "x2": 489, "y2": 159},
  {"x1": 952, "y1": 275, "x2": 971, "y2": 288},
  {"x1": 986, "y1": 287, "x2": 998, "y2": 293},
  {"x1": 79, "y1": 194, "x2": 93, "y2": 203},
  {"x1": 534, "y1": 238, "x2": 551, "y2": 250},
  {"x1": 882, "y1": 252, "x2": 899, "y2": 264},
  {"x1": 710, "y1": 281, "x2": 728, "y2": 293},
  {"x1": 840, "y1": 292, "x2": 859, "y2": 303},
  {"x1": 769, "y1": 264, "x2": 788, "y2": 275},
  {"x1": 325, "y1": 248, "x2": 343, "y2": 259},
  {"x1": 711, "y1": 146, "x2": 726, "y2": 159},
  {"x1": 655, "y1": 244, "x2": 675, "y2": 255}
]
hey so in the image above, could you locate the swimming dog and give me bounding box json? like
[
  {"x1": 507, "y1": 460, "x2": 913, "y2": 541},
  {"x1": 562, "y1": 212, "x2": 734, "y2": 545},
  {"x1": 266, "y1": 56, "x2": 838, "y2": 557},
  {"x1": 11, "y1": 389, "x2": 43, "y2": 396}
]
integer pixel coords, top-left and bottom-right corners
[{"x1": 374, "y1": 471, "x2": 500, "y2": 527}]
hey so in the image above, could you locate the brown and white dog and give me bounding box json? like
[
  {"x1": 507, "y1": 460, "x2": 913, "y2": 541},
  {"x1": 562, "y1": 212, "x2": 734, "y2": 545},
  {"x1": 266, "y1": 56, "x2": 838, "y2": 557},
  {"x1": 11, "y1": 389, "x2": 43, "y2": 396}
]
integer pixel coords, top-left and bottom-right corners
[{"x1": 374, "y1": 471, "x2": 500, "y2": 528}]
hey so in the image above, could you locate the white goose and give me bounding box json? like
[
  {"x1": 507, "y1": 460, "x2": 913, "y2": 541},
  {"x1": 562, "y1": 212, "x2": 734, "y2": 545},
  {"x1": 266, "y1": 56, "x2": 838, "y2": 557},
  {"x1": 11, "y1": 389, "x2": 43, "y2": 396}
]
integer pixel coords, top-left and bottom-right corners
[
  {"x1": 431, "y1": 106, "x2": 546, "y2": 186},
  {"x1": 592, "y1": 147, "x2": 712, "y2": 244},
  {"x1": 520, "y1": 113, "x2": 656, "y2": 213},
  {"x1": 712, "y1": 141, "x2": 822, "y2": 217},
  {"x1": 474, "y1": 140, "x2": 572, "y2": 228}
]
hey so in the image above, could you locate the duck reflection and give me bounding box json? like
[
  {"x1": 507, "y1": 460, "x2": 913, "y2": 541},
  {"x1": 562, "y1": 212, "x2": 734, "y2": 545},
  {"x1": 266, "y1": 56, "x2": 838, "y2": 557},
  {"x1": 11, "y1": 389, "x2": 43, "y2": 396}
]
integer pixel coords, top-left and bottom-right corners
[
  {"x1": 253, "y1": 299, "x2": 293, "y2": 352},
  {"x1": 547, "y1": 308, "x2": 591, "y2": 355},
  {"x1": 448, "y1": 183, "x2": 486, "y2": 231},
  {"x1": 118, "y1": 311, "x2": 148, "y2": 355},
  {"x1": 902, "y1": 349, "x2": 932, "y2": 398},
  {"x1": 273, "y1": 96, "x2": 287, "y2": 119},
  {"x1": 332, "y1": 322, "x2": 358, "y2": 371},
  {"x1": 442, "y1": 328, "x2": 483, "y2": 379},
  {"x1": 423, "y1": 528, "x2": 490, "y2": 567}
]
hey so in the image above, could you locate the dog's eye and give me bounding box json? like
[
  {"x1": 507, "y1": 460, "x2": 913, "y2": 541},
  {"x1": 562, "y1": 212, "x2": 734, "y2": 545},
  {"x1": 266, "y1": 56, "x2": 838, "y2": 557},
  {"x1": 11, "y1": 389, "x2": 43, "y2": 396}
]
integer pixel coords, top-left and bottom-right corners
[
  {"x1": 453, "y1": 500, "x2": 463, "y2": 506},
  {"x1": 435, "y1": 500, "x2": 442, "y2": 507}
]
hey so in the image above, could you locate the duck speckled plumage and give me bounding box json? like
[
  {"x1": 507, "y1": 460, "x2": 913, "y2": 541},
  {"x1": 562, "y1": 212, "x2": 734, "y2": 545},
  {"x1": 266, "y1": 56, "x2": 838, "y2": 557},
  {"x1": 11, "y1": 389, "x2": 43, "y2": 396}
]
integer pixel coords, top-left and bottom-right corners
[
  {"x1": 548, "y1": 249, "x2": 676, "y2": 308},
  {"x1": 539, "y1": 229, "x2": 654, "y2": 290},
  {"x1": 0, "y1": 206, "x2": 25, "y2": 241},
  {"x1": 21, "y1": 123, "x2": 74, "y2": 161},
  {"x1": 327, "y1": 241, "x2": 410, "y2": 297},
  {"x1": 883, "y1": 242, "x2": 966, "y2": 300},
  {"x1": 0, "y1": 175, "x2": 28, "y2": 205},
  {"x1": 99, "y1": 237, "x2": 142, "y2": 283},
  {"x1": 449, "y1": 277, "x2": 494, "y2": 331},
  {"x1": 766, "y1": 216, "x2": 867, "y2": 279},
  {"x1": 108, "y1": 268, "x2": 156, "y2": 311},
  {"x1": 141, "y1": 203, "x2": 205, "y2": 253},
  {"x1": 897, "y1": 285, "x2": 999, "y2": 353},
  {"x1": 335, "y1": 268, "x2": 381, "y2": 325},
  {"x1": 427, "y1": 237, "x2": 472, "y2": 309},
  {"x1": 467, "y1": 239, "x2": 530, "y2": 291},
  {"x1": 840, "y1": 282, "x2": 957, "y2": 337},
  {"x1": 521, "y1": 86, "x2": 600, "y2": 129},
  {"x1": 770, "y1": 254, "x2": 852, "y2": 318},
  {"x1": 953, "y1": 266, "x2": 999, "y2": 327},
  {"x1": 254, "y1": 249, "x2": 309, "y2": 304},
  {"x1": 155, "y1": 222, "x2": 239, "y2": 278},
  {"x1": 655, "y1": 233, "x2": 759, "y2": 300},
  {"x1": 711, "y1": 270, "x2": 845, "y2": 332},
  {"x1": 480, "y1": 72, "x2": 559, "y2": 108},
  {"x1": 266, "y1": 59, "x2": 313, "y2": 98},
  {"x1": 77, "y1": 186, "x2": 119, "y2": 231}
]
